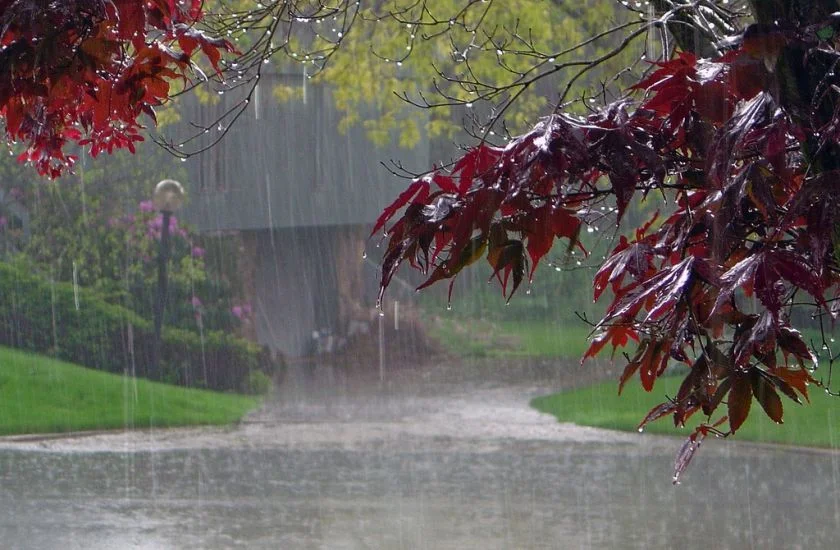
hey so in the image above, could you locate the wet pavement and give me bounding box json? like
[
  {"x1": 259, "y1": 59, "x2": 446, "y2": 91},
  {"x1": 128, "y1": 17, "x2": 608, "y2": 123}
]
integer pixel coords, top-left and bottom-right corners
[{"x1": 0, "y1": 357, "x2": 838, "y2": 549}]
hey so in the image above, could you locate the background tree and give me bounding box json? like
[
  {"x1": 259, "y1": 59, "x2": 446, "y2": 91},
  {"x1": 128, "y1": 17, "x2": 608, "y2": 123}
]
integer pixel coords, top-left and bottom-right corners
[
  {"x1": 374, "y1": 0, "x2": 840, "y2": 482},
  {"x1": 0, "y1": 0, "x2": 239, "y2": 177},
  {"x1": 0, "y1": 1, "x2": 632, "y2": 164},
  {"x1": 300, "y1": 2, "x2": 628, "y2": 148}
]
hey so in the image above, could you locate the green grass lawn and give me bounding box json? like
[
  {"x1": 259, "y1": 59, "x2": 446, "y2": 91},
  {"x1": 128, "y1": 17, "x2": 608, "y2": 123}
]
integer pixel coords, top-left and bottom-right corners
[
  {"x1": 0, "y1": 346, "x2": 262, "y2": 436},
  {"x1": 531, "y1": 374, "x2": 840, "y2": 448},
  {"x1": 425, "y1": 316, "x2": 594, "y2": 360}
]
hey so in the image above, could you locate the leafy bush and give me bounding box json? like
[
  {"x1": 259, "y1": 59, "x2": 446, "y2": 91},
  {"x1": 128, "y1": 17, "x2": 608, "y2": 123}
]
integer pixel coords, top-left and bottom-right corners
[
  {"x1": 20, "y1": 179, "x2": 243, "y2": 335},
  {"x1": 0, "y1": 145, "x2": 248, "y2": 338},
  {"x1": 0, "y1": 259, "x2": 282, "y2": 392},
  {"x1": 242, "y1": 370, "x2": 273, "y2": 396}
]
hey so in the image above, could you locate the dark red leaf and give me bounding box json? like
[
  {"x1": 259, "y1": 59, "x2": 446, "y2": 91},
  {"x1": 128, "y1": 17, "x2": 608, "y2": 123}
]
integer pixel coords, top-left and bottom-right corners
[
  {"x1": 703, "y1": 377, "x2": 731, "y2": 417},
  {"x1": 416, "y1": 233, "x2": 488, "y2": 292},
  {"x1": 707, "y1": 92, "x2": 776, "y2": 188},
  {"x1": 638, "y1": 400, "x2": 678, "y2": 431},
  {"x1": 622, "y1": 338, "x2": 671, "y2": 392},
  {"x1": 370, "y1": 179, "x2": 429, "y2": 237},
  {"x1": 432, "y1": 173, "x2": 458, "y2": 194},
  {"x1": 750, "y1": 370, "x2": 784, "y2": 424},
  {"x1": 732, "y1": 311, "x2": 776, "y2": 367},
  {"x1": 632, "y1": 51, "x2": 698, "y2": 92},
  {"x1": 777, "y1": 326, "x2": 818, "y2": 366},
  {"x1": 712, "y1": 248, "x2": 826, "y2": 320},
  {"x1": 618, "y1": 357, "x2": 641, "y2": 396},
  {"x1": 768, "y1": 250, "x2": 827, "y2": 308},
  {"x1": 761, "y1": 370, "x2": 801, "y2": 404},
  {"x1": 676, "y1": 362, "x2": 702, "y2": 404},
  {"x1": 584, "y1": 322, "x2": 639, "y2": 362},
  {"x1": 606, "y1": 257, "x2": 695, "y2": 323},
  {"x1": 673, "y1": 416, "x2": 727, "y2": 483},
  {"x1": 520, "y1": 204, "x2": 583, "y2": 279},
  {"x1": 673, "y1": 432, "x2": 704, "y2": 485},
  {"x1": 673, "y1": 400, "x2": 701, "y2": 428},
  {"x1": 487, "y1": 239, "x2": 527, "y2": 300},
  {"x1": 774, "y1": 367, "x2": 816, "y2": 403},
  {"x1": 644, "y1": 258, "x2": 695, "y2": 322},
  {"x1": 728, "y1": 373, "x2": 753, "y2": 433},
  {"x1": 593, "y1": 236, "x2": 655, "y2": 302},
  {"x1": 453, "y1": 145, "x2": 502, "y2": 194}
]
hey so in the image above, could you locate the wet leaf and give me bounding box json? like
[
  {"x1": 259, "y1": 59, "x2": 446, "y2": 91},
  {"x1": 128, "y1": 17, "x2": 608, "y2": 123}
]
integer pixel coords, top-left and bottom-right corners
[
  {"x1": 584, "y1": 322, "x2": 639, "y2": 362},
  {"x1": 593, "y1": 236, "x2": 655, "y2": 302},
  {"x1": 751, "y1": 371, "x2": 784, "y2": 423},
  {"x1": 703, "y1": 376, "x2": 731, "y2": 417},
  {"x1": 453, "y1": 145, "x2": 502, "y2": 194},
  {"x1": 487, "y1": 239, "x2": 527, "y2": 300},
  {"x1": 777, "y1": 326, "x2": 818, "y2": 367},
  {"x1": 728, "y1": 373, "x2": 753, "y2": 433},
  {"x1": 370, "y1": 179, "x2": 429, "y2": 237},
  {"x1": 0, "y1": 0, "x2": 233, "y2": 176},
  {"x1": 774, "y1": 367, "x2": 816, "y2": 403},
  {"x1": 421, "y1": 194, "x2": 461, "y2": 224},
  {"x1": 638, "y1": 400, "x2": 678, "y2": 431},
  {"x1": 761, "y1": 370, "x2": 802, "y2": 405},
  {"x1": 673, "y1": 433, "x2": 703, "y2": 485}
]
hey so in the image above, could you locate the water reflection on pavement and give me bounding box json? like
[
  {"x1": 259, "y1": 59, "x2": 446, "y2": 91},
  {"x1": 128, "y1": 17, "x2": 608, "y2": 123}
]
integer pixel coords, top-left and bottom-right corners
[{"x1": 0, "y1": 358, "x2": 838, "y2": 549}]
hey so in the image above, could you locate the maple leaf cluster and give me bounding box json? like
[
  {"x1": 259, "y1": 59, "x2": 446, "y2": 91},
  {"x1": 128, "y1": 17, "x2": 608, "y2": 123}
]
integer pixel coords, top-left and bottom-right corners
[
  {"x1": 0, "y1": 0, "x2": 232, "y2": 177},
  {"x1": 376, "y1": 23, "x2": 840, "y2": 481}
]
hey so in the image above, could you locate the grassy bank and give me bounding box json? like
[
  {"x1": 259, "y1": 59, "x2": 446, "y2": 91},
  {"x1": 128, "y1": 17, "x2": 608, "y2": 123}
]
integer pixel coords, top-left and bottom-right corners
[
  {"x1": 0, "y1": 346, "x2": 261, "y2": 436},
  {"x1": 425, "y1": 316, "x2": 594, "y2": 359},
  {"x1": 531, "y1": 375, "x2": 840, "y2": 448}
]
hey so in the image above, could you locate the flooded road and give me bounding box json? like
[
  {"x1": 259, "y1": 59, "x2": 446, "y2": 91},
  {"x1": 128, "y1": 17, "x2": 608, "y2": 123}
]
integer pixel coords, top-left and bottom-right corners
[{"x1": 1, "y1": 358, "x2": 838, "y2": 549}]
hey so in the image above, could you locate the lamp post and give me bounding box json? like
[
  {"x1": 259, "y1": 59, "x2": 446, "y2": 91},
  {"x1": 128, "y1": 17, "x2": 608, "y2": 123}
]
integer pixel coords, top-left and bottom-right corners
[{"x1": 150, "y1": 179, "x2": 185, "y2": 379}]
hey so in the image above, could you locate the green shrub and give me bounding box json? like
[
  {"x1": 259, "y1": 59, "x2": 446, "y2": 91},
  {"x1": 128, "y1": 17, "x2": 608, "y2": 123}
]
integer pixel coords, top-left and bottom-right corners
[
  {"x1": 243, "y1": 370, "x2": 273, "y2": 395},
  {"x1": 1, "y1": 150, "x2": 245, "y2": 338},
  {"x1": 0, "y1": 259, "x2": 282, "y2": 392}
]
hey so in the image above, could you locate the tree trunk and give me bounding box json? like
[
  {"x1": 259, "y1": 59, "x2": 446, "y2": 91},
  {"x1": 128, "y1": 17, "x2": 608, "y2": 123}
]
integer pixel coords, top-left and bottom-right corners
[
  {"x1": 650, "y1": 0, "x2": 717, "y2": 56},
  {"x1": 749, "y1": 0, "x2": 839, "y2": 26},
  {"x1": 749, "y1": 0, "x2": 840, "y2": 169}
]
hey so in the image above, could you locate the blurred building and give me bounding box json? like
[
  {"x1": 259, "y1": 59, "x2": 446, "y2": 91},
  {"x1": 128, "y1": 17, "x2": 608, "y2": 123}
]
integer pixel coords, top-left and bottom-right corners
[{"x1": 178, "y1": 72, "x2": 431, "y2": 358}]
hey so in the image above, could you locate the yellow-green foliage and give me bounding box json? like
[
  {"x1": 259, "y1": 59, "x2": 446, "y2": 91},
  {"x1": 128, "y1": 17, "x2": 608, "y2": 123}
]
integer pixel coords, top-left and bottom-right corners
[
  {"x1": 176, "y1": 2, "x2": 639, "y2": 148},
  {"x1": 277, "y1": 2, "x2": 637, "y2": 147}
]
